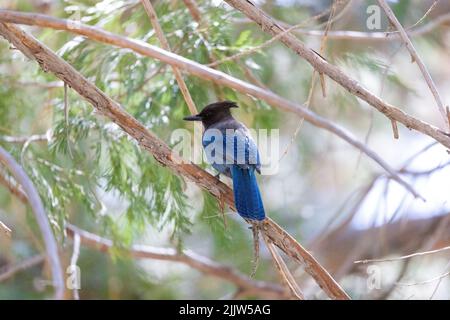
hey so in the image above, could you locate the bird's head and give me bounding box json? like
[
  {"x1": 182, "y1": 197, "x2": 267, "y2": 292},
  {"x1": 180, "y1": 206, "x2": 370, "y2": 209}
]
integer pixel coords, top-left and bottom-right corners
[{"x1": 183, "y1": 101, "x2": 238, "y2": 127}]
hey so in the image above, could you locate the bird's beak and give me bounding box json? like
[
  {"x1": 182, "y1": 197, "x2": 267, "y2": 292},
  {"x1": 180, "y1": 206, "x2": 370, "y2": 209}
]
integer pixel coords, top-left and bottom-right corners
[{"x1": 183, "y1": 114, "x2": 202, "y2": 121}]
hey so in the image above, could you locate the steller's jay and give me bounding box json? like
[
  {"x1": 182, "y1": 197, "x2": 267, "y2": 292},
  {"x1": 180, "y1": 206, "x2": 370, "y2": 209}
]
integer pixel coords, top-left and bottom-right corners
[{"x1": 184, "y1": 101, "x2": 265, "y2": 221}]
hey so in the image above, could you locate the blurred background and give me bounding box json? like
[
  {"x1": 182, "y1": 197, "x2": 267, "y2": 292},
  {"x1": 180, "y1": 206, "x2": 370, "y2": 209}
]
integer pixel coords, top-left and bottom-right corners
[{"x1": 0, "y1": 0, "x2": 449, "y2": 299}]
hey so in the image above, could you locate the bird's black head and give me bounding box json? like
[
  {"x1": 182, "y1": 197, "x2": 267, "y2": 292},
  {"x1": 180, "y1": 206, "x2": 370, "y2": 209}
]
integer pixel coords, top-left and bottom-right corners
[{"x1": 183, "y1": 101, "x2": 238, "y2": 128}]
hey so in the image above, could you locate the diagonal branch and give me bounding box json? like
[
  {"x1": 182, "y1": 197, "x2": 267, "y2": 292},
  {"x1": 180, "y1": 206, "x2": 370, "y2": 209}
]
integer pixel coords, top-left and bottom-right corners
[
  {"x1": 377, "y1": 0, "x2": 449, "y2": 130},
  {"x1": 0, "y1": 22, "x2": 349, "y2": 299},
  {"x1": 0, "y1": 254, "x2": 46, "y2": 282},
  {"x1": 222, "y1": 1, "x2": 450, "y2": 140},
  {"x1": 0, "y1": 219, "x2": 12, "y2": 236},
  {"x1": 0, "y1": 166, "x2": 28, "y2": 203},
  {"x1": 140, "y1": 0, "x2": 198, "y2": 115},
  {"x1": 182, "y1": 0, "x2": 202, "y2": 23},
  {"x1": 0, "y1": 146, "x2": 64, "y2": 299},
  {"x1": 0, "y1": 10, "x2": 426, "y2": 198},
  {"x1": 262, "y1": 233, "x2": 304, "y2": 300}
]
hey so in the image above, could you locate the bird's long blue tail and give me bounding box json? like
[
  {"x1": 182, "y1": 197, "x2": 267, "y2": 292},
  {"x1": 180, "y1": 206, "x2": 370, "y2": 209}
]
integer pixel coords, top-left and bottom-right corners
[{"x1": 231, "y1": 166, "x2": 265, "y2": 221}]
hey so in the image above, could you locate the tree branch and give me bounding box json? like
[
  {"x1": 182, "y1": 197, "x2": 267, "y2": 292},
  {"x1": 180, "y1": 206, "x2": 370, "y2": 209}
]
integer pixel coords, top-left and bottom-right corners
[
  {"x1": 0, "y1": 254, "x2": 46, "y2": 282},
  {"x1": 0, "y1": 166, "x2": 28, "y2": 203},
  {"x1": 0, "y1": 146, "x2": 64, "y2": 299},
  {"x1": 0, "y1": 21, "x2": 349, "y2": 299},
  {"x1": 65, "y1": 224, "x2": 286, "y2": 299},
  {"x1": 140, "y1": 0, "x2": 198, "y2": 115},
  {"x1": 0, "y1": 219, "x2": 12, "y2": 236},
  {"x1": 234, "y1": 12, "x2": 450, "y2": 41},
  {"x1": 182, "y1": 0, "x2": 202, "y2": 23},
  {"x1": 222, "y1": 1, "x2": 450, "y2": 141},
  {"x1": 377, "y1": 0, "x2": 448, "y2": 129},
  {"x1": 355, "y1": 244, "x2": 450, "y2": 264},
  {"x1": 262, "y1": 233, "x2": 304, "y2": 299},
  {"x1": 0, "y1": 10, "x2": 424, "y2": 198}
]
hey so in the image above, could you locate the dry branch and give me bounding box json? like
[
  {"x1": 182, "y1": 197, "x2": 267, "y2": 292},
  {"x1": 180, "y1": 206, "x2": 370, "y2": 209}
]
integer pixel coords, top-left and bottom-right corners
[
  {"x1": 222, "y1": 1, "x2": 450, "y2": 144},
  {"x1": 355, "y1": 244, "x2": 450, "y2": 264},
  {"x1": 66, "y1": 224, "x2": 285, "y2": 299},
  {"x1": 0, "y1": 167, "x2": 28, "y2": 203},
  {"x1": 0, "y1": 146, "x2": 64, "y2": 299},
  {"x1": 0, "y1": 22, "x2": 349, "y2": 299},
  {"x1": 0, "y1": 219, "x2": 12, "y2": 236},
  {"x1": 0, "y1": 254, "x2": 46, "y2": 282},
  {"x1": 0, "y1": 10, "x2": 425, "y2": 198},
  {"x1": 235, "y1": 12, "x2": 450, "y2": 41},
  {"x1": 262, "y1": 233, "x2": 304, "y2": 300},
  {"x1": 377, "y1": 0, "x2": 448, "y2": 129},
  {"x1": 182, "y1": 0, "x2": 202, "y2": 24},
  {"x1": 140, "y1": 0, "x2": 198, "y2": 115}
]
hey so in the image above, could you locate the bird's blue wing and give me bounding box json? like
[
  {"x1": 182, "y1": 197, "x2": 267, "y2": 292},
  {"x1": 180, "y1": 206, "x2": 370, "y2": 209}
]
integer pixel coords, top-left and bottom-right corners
[{"x1": 203, "y1": 128, "x2": 261, "y2": 172}]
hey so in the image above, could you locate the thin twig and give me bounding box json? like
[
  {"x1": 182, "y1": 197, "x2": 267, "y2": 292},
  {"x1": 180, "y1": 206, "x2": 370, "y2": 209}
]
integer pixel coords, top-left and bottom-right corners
[
  {"x1": 0, "y1": 219, "x2": 12, "y2": 236},
  {"x1": 377, "y1": 0, "x2": 449, "y2": 130},
  {"x1": 69, "y1": 232, "x2": 81, "y2": 300},
  {"x1": 0, "y1": 254, "x2": 46, "y2": 282},
  {"x1": 355, "y1": 244, "x2": 450, "y2": 264},
  {"x1": 396, "y1": 270, "x2": 450, "y2": 286},
  {"x1": 278, "y1": 1, "x2": 337, "y2": 161},
  {"x1": 0, "y1": 146, "x2": 64, "y2": 299},
  {"x1": 262, "y1": 233, "x2": 304, "y2": 300},
  {"x1": 140, "y1": 0, "x2": 198, "y2": 115},
  {"x1": 234, "y1": 12, "x2": 450, "y2": 41},
  {"x1": 208, "y1": 9, "x2": 331, "y2": 68}
]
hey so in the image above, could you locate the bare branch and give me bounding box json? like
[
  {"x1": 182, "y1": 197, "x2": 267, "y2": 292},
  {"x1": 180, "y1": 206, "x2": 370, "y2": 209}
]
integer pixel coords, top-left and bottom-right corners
[
  {"x1": 0, "y1": 219, "x2": 12, "y2": 236},
  {"x1": 140, "y1": 0, "x2": 198, "y2": 115},
  {"x1": 207, "y1": 9, "x2": 330, "y2": 68},
  {"x1": 182, "y1": 0, "x2": 202, "y2": 23},
  {"x1": 0, "y1": 21, "x2": 351, "y2": 299},
  {"x1": 0, "y1": 11, "x2": 426, "y2": 198},
  {"x1": 221, "y1": 2, "x2": 450, "y2": 147},
  {"x1": 234, "y1": 12, "x2": 450, "y2": 42},
  {"x1": 262, "y1": 219, "x2": 350, "y2": 299},
  {"x1": 397, "y1": 270, "x2": 450, "y2": 286},
  {"x1": 0, "y1": 254, "x2": 46, "y2": 282},
  {"x1": 377, "y1": 0, "x2": 449, "y2": 129},
  {"x1": 65, "y1": 224, "x2": 286, "y2": 299},
  {"x1": 0, "y1": 146, "x2": 64, "y2": 299},
  {"x1": 262, "y1": 233, "x2": 304, "y2": 300},
  {"x1": 355, "y1": 244, "x2": 450, "y2": 264},
  {"x1": 0, "y1": 133, "x2": 49, "y2": 144}
]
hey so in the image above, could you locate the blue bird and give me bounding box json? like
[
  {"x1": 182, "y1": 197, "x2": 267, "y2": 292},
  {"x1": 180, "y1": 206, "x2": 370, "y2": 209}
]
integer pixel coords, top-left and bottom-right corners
[{"x1": 184, "y1": 101, "x2": 265, "y2": 221}]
